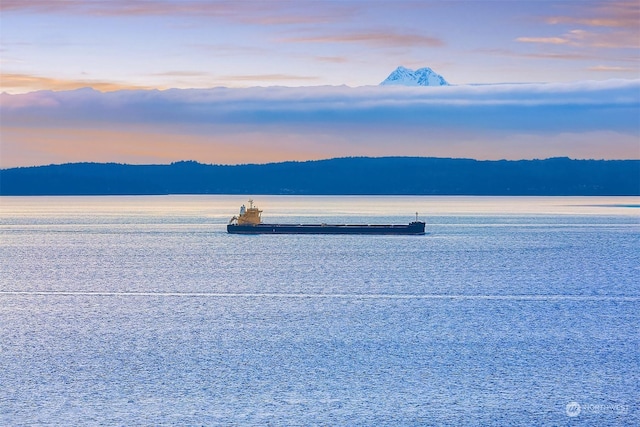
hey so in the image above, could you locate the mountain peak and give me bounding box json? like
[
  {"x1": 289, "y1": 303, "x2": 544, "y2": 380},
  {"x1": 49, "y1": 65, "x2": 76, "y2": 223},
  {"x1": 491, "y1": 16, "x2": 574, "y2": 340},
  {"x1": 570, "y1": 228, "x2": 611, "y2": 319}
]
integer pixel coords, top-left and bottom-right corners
[{"x1": 380, "y1": 66, "x2": 449, "y2": 86}]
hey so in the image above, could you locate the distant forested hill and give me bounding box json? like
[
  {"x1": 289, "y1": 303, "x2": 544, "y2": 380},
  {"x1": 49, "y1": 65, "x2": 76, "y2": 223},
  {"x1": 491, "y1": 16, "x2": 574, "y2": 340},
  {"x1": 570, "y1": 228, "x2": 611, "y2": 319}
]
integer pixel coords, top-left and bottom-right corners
[{"x1": 1, "y1": 157, "x2": 638, "y2": 195}]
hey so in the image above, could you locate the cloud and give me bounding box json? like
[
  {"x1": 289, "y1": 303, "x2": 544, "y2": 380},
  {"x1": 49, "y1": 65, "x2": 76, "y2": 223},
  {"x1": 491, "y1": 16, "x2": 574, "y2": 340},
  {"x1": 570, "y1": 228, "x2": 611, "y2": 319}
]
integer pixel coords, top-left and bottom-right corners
[
  {"x1": 545, "y1": 1, "x2": 639, "y2": 29},
  {"x1": 150, "y1": 71, "x2": 211, "y2": 77},
  {"x1": 478, "y1": 48, "x2": 594, "y2": 61},
  {"x1": 516, "y1": 37, "x2": 570, "y2": 45},
  {"x1": 565, "y1": 28, "x2": 639, "y2": 49},
  {"x1": 0, "y1": 73, "x2": 151, "y2": 93},
  {"x1": 0, "y1": 0, "x2": 358, "y2": 25},
  {"x1": 4, "y1": 81, "x2": 638, "y2": 124},
  {"x1": 0, "y1": 0, "x2": 250, "y2": 16},
  {"x1": 282, "y1": 31, "x2": 444, "y2": 48},
  {"x1": 217, "y1": 74, "x2": 321, "y2": 83},
  {"x1": 520, "y1": 1, "x2": 640, "y2": 49},
  {"x1": 588, "y1": 65, "x2": 636, "y2": 72},
  {"x1": 1, "y1": 81, "x2": 638, "y2": 167},
  {"x1": 517, "y1": 29, "x2": 639, "y2": 49},
  {"x1": 315, "y1": 56, "x2": 349, "y2": 64}
]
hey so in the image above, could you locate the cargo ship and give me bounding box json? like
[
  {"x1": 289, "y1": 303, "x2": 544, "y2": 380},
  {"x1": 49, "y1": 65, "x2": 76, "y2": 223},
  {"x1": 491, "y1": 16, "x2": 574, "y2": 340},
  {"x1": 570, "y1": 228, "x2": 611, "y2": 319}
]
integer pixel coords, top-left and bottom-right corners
[{"x1": 227, "y1": 200, "x2": 425, "y2": 235}]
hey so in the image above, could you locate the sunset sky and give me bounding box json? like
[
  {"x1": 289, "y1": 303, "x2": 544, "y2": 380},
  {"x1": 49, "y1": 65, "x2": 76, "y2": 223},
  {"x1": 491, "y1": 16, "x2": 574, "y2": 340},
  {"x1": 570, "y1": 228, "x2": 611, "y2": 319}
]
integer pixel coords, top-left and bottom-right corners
[{"x1": 1, "y1": 0, "x2": 639, "y2": 167}]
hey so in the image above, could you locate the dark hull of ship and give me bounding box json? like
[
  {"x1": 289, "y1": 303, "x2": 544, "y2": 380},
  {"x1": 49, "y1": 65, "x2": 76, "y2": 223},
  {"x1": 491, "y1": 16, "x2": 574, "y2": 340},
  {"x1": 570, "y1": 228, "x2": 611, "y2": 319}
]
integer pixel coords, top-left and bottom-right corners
[{"x1": 227, "y1": 221, "x2": 425, "y2": 235}]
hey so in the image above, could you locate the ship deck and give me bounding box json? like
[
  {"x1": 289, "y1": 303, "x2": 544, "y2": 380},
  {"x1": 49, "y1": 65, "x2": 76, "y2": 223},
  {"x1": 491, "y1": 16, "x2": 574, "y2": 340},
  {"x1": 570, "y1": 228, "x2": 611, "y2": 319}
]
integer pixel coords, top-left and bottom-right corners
[{"x1": 227, "y1": 222, "x2": 425, "y2": 235}]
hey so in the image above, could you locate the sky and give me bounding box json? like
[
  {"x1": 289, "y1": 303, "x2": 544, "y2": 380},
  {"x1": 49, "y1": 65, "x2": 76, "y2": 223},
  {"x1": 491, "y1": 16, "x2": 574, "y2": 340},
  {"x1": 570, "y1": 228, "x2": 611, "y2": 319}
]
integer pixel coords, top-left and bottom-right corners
[{"x1": 1, "y1": 0, "x2": 639, "y2": 167}]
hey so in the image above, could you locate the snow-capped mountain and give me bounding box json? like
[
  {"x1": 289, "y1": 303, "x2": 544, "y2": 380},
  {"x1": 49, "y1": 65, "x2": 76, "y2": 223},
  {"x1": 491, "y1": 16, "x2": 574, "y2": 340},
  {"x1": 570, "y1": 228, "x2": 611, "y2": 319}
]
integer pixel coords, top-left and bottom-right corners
[{"x1": 380, "y1": 66, "x2": 449, "y2": 86}]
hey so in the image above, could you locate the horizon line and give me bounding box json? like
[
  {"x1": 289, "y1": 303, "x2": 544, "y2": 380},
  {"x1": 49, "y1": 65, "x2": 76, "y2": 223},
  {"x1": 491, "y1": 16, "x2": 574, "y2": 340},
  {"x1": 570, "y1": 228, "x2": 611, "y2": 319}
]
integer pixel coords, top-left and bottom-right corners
[
  {"x1": 4, "y1": 77, "x2": 640, "y2": 95},
  {"x1": 3, "y1": 155, "x2": 639, "y2": 171}
]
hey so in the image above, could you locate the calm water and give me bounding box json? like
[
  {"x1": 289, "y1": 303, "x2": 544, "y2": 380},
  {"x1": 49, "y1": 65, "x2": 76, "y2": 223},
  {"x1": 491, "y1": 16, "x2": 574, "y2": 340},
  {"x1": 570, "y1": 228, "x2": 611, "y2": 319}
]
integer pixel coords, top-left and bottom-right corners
[{"x1": 1, "y1": 196, "x2": 638, "y2": 426}]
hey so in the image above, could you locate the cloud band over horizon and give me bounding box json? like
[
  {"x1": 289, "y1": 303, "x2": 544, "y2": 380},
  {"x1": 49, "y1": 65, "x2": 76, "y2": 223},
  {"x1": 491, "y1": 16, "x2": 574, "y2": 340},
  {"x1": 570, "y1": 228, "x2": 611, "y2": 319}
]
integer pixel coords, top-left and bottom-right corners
[{"x1": 1, "y1": 80, "x2": 639, "y2": 167}]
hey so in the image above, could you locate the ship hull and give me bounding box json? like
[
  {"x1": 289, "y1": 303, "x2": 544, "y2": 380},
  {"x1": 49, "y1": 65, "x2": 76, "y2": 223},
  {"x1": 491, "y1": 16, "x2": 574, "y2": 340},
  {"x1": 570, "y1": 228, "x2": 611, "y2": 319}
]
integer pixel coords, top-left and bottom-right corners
[{"x1": 227, "y1": 221, "x2": 425, "y2": 235}]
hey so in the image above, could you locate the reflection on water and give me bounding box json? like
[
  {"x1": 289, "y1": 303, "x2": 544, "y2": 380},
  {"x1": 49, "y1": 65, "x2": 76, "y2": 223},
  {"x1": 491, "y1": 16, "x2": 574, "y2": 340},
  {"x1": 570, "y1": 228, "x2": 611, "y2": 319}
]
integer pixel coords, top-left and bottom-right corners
[{"x1": 2, "y1": 194, "x2": 640, "y2": 218}]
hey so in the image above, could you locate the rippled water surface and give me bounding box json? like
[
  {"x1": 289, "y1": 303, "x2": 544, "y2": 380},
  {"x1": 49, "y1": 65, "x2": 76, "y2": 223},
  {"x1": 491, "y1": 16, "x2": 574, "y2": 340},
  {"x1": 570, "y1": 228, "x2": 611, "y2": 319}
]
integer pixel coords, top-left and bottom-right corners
[{"x1": 1, "y1": 196, "x2": 638, "y2": 425}]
